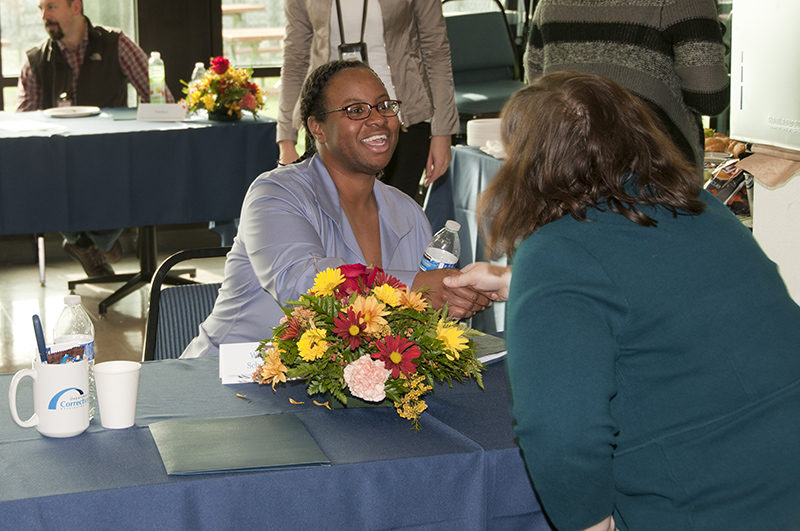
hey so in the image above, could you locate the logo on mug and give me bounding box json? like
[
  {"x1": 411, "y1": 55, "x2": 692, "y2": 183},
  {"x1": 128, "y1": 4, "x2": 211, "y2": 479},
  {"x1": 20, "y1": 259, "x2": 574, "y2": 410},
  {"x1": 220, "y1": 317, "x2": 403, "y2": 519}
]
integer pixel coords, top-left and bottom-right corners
[{"x1": 48, "y1": 388, "x2": 88, "y2": 411}]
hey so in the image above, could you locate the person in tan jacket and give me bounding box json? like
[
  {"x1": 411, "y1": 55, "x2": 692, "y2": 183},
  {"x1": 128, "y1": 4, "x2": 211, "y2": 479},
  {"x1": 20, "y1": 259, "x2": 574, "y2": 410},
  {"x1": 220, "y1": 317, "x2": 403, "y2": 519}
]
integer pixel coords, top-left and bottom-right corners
[{"x1": 277, "y1": 0, "x2": 459, "y2": 202}]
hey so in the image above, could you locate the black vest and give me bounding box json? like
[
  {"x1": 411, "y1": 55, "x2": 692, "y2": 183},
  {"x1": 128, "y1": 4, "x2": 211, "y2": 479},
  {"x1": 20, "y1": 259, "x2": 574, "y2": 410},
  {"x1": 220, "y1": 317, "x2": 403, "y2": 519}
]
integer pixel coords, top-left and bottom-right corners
[{"x1": 26, "y1": 18, "x2": 129, "y2": 109}]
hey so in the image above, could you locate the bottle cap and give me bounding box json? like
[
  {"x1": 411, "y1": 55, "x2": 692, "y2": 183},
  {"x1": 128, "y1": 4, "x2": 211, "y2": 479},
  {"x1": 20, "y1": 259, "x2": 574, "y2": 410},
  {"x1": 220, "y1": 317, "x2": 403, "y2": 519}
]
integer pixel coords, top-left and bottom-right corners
[
  {"x1": 445, "y1": 220, "x2": 461, "y2": 232},
  {"x1": 195, "y1": 62, "x2": 204, "y2": 67},
  {"x1": 151, "y1": 51, "x2": 161, "y2": 59},
  {"x1": 64, "y1": 294, "x2": 81, "y2": 305}
]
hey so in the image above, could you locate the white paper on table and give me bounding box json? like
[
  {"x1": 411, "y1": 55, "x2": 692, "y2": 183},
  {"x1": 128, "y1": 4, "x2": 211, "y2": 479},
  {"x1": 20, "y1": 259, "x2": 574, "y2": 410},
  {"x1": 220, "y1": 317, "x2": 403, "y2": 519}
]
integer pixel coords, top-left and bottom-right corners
[
  {"x1": 480, "y1": 140, "x2": 507, "y2": 159},
  {"x1": 219, "y1": 342, "x2": 264, "y2": 384},
  {"x1": 477, "y1": 351, "x2": 507, "y2": 365},
  {"x1": 0, "y1": 120, "x2": 68, "y2": 133}
]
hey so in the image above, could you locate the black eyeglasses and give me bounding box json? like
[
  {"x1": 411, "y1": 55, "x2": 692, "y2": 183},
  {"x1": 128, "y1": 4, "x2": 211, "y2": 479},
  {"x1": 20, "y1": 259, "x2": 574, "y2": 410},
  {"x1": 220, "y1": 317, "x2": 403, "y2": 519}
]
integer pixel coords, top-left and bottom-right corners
[{"x1": 322, "y1": 100, "x2": 401, "y2": 120}]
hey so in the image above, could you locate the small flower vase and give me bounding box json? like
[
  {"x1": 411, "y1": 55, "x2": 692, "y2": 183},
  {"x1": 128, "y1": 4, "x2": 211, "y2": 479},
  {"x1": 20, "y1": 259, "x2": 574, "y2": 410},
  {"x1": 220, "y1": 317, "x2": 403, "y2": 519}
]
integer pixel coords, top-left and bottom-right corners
[
  {"x1": 208, "y1": 108, "x2": 240, "y2": 122},
  {"x1": 327, "y1": 391, "x2": 393, "y2": 409}
]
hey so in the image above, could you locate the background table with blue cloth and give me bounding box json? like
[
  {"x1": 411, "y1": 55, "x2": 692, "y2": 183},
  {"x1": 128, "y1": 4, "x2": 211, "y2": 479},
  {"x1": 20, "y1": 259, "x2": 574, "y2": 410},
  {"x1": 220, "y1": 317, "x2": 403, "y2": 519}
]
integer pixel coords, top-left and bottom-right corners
[
  {"x1": 0, "y1": 109, "x2": 277, "y2": 312},
  {"x1": 426, "y1": 145, "x2": 508, "y2": 333},
  {"x1": 0, "y1": 357, "x2": 554, "y2": 531}
]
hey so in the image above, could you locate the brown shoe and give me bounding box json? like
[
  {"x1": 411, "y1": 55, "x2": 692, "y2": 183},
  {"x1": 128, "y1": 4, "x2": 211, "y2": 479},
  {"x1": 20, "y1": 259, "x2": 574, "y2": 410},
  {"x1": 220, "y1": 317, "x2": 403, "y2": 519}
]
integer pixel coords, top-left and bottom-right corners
[
  {"x1": 63, "y1": 242, "x2": 115, "y2": 278},
  {"x1": 100, "y1": 239, "x2": 123, "y2": 264}
]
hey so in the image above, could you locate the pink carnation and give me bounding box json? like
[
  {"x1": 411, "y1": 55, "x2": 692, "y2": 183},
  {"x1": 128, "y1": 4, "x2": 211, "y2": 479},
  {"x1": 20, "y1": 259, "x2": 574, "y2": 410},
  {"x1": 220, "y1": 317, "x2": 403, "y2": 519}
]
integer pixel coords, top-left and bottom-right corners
[
  {"x1": 343, "y1": 355, "x2": 391, "y2": 402},
  {"x1": 241, "y1": 92, "x2": 256, "y2": 111}
]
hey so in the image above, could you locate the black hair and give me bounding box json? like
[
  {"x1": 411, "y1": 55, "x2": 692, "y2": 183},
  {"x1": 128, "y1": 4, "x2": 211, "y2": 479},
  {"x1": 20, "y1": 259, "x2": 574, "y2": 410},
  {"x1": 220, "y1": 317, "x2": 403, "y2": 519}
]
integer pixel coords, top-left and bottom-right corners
[{"x1": 295, "y1": 60, "x2": 374, "y2": 163}]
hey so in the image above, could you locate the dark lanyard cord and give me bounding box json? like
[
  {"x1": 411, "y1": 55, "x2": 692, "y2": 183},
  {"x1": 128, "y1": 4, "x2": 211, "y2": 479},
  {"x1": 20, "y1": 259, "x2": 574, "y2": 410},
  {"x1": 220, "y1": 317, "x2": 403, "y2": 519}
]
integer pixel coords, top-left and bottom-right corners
[{"x1": 334, "y1": 0, "x2": 369, "y2": 45}]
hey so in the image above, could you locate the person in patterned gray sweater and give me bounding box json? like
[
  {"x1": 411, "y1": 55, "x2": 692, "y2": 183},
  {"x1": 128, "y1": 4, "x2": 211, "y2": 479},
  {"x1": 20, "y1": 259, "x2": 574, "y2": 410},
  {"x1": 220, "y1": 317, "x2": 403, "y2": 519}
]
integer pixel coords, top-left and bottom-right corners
[{"x1": 525, "y1": 0, "x2": 730, "y2": 180}]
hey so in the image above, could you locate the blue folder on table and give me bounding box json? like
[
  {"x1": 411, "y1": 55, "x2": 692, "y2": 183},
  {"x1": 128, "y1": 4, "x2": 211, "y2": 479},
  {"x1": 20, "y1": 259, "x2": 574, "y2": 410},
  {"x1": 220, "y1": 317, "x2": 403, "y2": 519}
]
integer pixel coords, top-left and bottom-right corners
[{"x1": 149, "y1": 413, "x2": 330, "y2": 475}]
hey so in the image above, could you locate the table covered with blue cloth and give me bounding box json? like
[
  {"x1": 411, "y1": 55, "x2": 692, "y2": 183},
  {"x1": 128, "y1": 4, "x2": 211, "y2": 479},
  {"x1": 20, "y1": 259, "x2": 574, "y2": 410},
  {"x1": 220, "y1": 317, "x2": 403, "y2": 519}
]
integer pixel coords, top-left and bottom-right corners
[
  {"x1": 0, "y1": 357, "x2": 554, "y2": 531},
  {"x1": 0, "y1": 109, "x2": 276, "y2": 235}
]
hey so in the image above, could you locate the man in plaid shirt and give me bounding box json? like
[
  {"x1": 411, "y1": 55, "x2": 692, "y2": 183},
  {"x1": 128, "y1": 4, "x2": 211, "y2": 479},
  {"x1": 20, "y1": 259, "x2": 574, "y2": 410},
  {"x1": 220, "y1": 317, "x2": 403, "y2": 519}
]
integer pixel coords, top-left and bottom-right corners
[{"x1": 16, "y1": 0, "x2": 174, "y2": 278}]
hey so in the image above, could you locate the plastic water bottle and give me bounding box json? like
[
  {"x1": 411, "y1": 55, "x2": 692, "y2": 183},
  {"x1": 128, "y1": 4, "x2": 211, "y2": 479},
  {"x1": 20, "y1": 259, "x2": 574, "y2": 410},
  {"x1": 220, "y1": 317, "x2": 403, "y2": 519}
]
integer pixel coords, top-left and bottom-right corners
[
  {"x1": 420, "y1": 220, "x2": 461, "y2": 271},
  {"x1": 148, "y1": 51, "x2": 166, "y2": 103},
  {"x1": 53, "y1": 294, "x2": 96, "y2": 419},
  {"x1": 190, "y1": 62, "x2": 206, "y2": 86}
]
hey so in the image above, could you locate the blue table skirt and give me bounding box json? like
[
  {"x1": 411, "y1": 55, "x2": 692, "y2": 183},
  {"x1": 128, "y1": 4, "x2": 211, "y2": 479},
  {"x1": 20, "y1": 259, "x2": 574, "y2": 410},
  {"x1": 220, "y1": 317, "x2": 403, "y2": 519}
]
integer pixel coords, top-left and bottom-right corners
[{"x1": 0, "y1": 357, "x2": 553, "y2": 531}]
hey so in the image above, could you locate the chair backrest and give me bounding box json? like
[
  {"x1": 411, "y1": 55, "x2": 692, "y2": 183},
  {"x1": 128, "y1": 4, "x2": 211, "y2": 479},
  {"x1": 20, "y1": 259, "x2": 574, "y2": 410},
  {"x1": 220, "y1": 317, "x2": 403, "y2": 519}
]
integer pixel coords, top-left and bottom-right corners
[
  {"x1": 152, "y1": 282, "x2": 222, "y2": 360},
  {"x1": 142, "y1": 246, "x2": 231, "y2": 361},
  {"x1": 444, "y1": 9, "x2": 520, "y2": 85}
]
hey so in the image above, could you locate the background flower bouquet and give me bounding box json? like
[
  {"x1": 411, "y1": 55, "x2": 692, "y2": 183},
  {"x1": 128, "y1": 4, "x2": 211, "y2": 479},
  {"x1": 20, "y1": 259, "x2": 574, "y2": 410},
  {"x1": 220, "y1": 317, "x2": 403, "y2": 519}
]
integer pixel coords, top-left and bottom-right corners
[
  {"x1": 254, "y1": 264, "x2": 485, "y2": 429},
  {"x1": 183, "y1": 57, "x2": 265, "y2": 119}
]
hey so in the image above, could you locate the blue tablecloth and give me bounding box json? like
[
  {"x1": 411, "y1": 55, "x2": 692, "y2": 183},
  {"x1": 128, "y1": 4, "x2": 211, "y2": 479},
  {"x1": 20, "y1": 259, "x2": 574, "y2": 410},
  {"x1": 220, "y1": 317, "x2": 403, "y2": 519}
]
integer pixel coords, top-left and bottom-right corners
[
  {"x1": 0, "y1": 109, "x2": 277, "y2": 235},
  {"x1": 426, "y1": 146, "x2": 508, "y2": 333},
  {"x1": 1, "y1": 357, "x2": 553, "y2": 531}
]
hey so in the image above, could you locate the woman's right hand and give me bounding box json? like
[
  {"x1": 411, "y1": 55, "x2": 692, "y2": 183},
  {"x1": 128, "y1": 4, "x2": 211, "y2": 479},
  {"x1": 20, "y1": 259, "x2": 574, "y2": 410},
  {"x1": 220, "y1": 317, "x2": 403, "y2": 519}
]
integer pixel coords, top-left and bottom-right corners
[{"x1": 278, "y1": 140, "x2": 300, "y2": 166}]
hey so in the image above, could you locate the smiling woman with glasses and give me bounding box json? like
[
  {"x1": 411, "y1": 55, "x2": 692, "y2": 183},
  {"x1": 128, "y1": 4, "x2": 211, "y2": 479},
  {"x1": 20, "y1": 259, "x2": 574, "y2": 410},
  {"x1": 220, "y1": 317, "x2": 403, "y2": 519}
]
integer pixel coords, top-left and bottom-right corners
[
  {"x1": 322, "y1": 100, "x2": 401, "y2": 120},
  {"x1": 181, "y1": 61, "x2": 491, "y2": 359},
  {"x1": 276, "y1": 0, "x2": 459, "y2": 203}
]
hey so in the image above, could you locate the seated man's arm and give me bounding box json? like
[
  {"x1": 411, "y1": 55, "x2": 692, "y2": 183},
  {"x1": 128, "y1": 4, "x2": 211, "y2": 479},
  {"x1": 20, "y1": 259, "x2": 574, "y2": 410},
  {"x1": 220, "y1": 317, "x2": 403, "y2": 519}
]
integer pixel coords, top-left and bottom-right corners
[
  {"x1": 15, "y1": 57, "x2": 42, "y2": 112},
  {"x1": 118, "y1": 32, "x2": 175, "y2": 104}
]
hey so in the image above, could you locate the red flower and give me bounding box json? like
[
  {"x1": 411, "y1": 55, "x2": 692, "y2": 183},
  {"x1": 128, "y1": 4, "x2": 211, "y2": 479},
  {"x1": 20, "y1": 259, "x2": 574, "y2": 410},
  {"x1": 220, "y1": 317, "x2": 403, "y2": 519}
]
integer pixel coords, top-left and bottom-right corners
[
  {"x1": 338, "y1": 263, "x2": 367, "y2": 277},
  {"x1": 372, "y1": 335, "x2": 421, "y2": 378},
  {"x1": 373, "y1": 269, "x2": 406, "y2": 291},
  {"x1": 332, "y1": 308, "x2": 366, "y2": 350},
  {"x1": 333, "y1": 264, "x2": 404, "y2": 296},
  {"x1": 210, "y1": 56, "x2": 230, "y2": 75},
  {"x1": 336, "y1": 264, "x2": 370, "y2": 297},
  {"x1": 280, "y1": 316, "x2": 303, "y2": 341}
]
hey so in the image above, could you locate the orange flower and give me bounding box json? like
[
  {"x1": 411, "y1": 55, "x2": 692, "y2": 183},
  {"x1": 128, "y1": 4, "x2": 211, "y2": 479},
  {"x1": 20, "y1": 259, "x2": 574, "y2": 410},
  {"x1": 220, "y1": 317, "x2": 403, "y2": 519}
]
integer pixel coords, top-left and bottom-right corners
[
  {"x1": 255, "y1": 347, "x2": 288, "y2": 390},
  {"x1": 398, "y1": 288, "x2": 429, "y2": 311},
  {"x1": 348, "y1": 295, "x2": 389, "y2": 335}
]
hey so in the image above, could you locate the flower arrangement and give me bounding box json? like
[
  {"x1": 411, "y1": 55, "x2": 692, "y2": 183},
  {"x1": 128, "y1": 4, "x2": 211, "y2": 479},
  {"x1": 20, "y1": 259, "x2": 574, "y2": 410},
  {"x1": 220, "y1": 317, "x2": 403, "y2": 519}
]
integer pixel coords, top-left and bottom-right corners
[
  {"x1": 183, "y1": 57, "x2": 265, "y2": 119},
  {"x1": 253, "y1": 264, "x2": 485, "y2": 430}
]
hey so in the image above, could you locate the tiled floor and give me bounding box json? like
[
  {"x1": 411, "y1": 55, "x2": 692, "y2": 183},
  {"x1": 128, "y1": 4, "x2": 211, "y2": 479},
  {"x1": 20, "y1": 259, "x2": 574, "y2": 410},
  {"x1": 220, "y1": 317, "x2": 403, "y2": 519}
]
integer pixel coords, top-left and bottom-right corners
[{"x1": 0, "y1": 225, "x2": 226, "y2": 375}]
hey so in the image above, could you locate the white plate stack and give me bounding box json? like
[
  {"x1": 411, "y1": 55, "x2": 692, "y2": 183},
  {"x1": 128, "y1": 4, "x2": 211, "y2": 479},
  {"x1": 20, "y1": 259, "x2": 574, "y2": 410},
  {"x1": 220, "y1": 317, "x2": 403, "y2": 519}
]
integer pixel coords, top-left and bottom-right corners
[{"x1": 466, "y1": 118, "x2": 502, "y2": 148}]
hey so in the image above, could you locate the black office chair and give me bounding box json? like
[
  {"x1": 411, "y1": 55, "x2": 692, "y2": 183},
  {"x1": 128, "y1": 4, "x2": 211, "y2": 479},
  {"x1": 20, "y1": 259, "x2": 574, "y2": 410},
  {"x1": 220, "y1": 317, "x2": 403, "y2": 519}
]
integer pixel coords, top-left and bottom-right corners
[
  {"x1": 142, "y1": 246, "x2": 231, "y2": 361},
  {"x1": 442, "y1": 0, "x2": 526, "y2": 134}
]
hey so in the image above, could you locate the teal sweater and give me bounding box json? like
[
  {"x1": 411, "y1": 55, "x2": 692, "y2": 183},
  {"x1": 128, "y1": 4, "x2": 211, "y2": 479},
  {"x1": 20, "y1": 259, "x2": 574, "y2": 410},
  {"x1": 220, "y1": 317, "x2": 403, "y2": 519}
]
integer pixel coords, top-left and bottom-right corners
[{"x1": 506, "y1": 191, "x2": 800, "y2": 530}]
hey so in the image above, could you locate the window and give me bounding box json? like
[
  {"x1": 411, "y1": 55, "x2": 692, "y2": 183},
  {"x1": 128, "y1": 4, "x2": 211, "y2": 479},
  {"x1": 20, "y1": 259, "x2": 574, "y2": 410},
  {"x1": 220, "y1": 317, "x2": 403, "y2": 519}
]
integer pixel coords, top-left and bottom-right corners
[
  {"x1": 0, "y1": 0, "x2": 137, "y2": 111},
  {"x1": 220, "y1": 0, "x2": 285, "y2": 70},
  {"x1": 218, "y1": 1, "x2": 286, "y2": 122}
]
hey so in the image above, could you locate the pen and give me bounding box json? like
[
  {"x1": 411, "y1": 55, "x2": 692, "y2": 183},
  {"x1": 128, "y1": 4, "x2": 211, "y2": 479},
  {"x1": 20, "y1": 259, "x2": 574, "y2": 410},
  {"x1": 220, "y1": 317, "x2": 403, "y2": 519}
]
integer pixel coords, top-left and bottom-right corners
[{"x1": 32, "y1": 314, "x2": 48, "y2": 363}]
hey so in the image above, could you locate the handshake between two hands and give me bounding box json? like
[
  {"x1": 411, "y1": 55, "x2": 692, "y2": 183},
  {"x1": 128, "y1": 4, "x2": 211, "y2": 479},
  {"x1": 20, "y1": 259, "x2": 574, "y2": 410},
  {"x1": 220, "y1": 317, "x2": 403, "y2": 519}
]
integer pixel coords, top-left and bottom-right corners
[{"x1": 414, "y1": 262, "x2": 512, "y2": 320}]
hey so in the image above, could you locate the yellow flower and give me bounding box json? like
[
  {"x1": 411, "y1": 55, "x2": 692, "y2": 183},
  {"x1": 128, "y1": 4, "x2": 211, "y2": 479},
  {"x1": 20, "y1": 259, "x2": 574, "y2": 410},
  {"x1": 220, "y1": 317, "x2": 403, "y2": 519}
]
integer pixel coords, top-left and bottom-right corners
[
  {"x1": 310, "y1": 267, "x2": 345, "y2": 296},
  {"x1": 372, "y1": 284, "x2": 400, "y2": 307},
  {"x1": 349, "y1": 295, "x2": 389, "y2": 335},
  {"x1": 393, "y1": 375, "x2": 433, "y2": 431},
  {"x1": 255, "y1": 347, "x2": 288, "y2": 390},
  {"x1": 201, "y1": 94, "x2": 216, "y2": 111},
  {"x1": 187, "y1": 90, "x2": 201, "y2": 107},
  {"x1": 398, "y1": 288, "x2": 429, "y2": 311},
  {"x1": 436, "y1": 320, "x2": 468, "y2": 360},
  {"x1": 297, "y1": 327, "x2": 328, "y2": 362}
]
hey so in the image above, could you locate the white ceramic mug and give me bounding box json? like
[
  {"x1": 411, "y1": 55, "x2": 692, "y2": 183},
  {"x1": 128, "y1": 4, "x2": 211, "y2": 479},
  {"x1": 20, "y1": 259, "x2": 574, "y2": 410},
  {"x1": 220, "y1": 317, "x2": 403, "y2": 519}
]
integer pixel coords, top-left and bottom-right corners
[{"x1": 8, "y1": 358, "x2": 90, "y2": 438}]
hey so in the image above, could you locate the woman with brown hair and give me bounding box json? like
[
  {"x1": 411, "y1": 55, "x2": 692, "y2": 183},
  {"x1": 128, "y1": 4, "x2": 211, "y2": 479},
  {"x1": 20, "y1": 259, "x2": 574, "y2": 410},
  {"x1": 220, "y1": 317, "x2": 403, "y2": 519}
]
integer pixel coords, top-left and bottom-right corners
[{"x1": 473, "y1": 71, "x2": 800, "y2": 530}]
